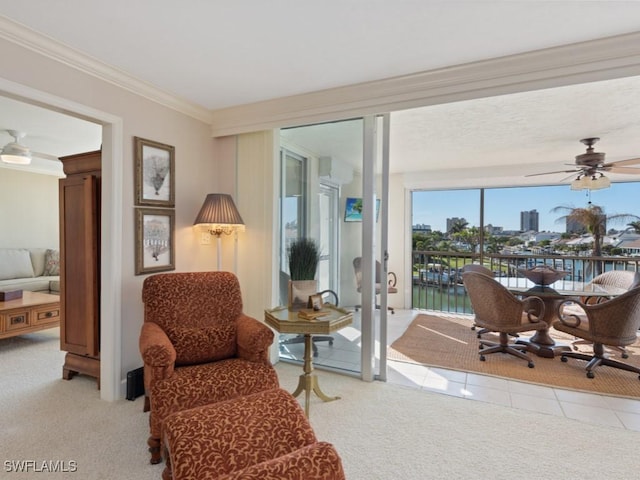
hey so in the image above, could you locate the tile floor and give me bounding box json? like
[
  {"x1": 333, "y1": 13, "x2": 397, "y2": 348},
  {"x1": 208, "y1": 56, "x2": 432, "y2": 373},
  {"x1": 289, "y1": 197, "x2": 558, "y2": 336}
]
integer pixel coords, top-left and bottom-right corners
[{"x1": 277, "y1": 308, "x2": 640, "y2": 432}]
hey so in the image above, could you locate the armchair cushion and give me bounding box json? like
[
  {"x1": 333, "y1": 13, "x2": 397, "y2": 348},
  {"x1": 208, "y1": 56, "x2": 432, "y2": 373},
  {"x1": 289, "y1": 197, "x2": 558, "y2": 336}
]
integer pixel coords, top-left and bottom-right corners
[{"x1": 165, "y1": 323, "x2": 235, "y2": 366}]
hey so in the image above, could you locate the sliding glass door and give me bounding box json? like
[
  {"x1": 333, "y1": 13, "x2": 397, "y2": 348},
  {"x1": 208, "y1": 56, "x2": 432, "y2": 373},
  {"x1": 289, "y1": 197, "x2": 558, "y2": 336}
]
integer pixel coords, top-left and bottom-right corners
[{"x1": 277, "y1": 115, "x2": 390, "y2": 381}]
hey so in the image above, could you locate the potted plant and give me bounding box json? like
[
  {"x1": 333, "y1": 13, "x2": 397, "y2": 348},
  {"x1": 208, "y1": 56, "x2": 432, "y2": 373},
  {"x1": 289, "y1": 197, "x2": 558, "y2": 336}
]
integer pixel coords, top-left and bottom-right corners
[{"x1": 287, "y1": 237, "x2": 320, "y2": 310}]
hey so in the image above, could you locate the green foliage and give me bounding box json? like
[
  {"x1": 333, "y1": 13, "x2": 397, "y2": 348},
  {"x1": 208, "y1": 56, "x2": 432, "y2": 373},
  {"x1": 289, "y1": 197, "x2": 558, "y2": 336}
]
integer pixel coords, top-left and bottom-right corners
[{"x1": 288, "y1": 238, "x2": 320, "y2": 280}]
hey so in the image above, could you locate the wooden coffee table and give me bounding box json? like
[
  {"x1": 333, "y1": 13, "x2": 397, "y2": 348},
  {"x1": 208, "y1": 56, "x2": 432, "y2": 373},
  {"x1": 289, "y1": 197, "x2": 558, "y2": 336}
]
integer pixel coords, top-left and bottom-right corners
[{"x1": 0, "y1": 291, "x2": 60, "y2": 340}]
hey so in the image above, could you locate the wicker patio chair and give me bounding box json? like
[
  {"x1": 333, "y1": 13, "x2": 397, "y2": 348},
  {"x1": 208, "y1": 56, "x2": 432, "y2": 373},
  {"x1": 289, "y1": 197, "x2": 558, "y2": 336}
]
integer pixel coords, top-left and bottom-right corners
[
  {"x1": 462, "y1": 271, "x2": 547, "y2": 368},
  {"x1": 573, "y1": 270, "x2": 640, "y2": 358},
  {"x1": 462, "y1": 264, "x2": 495, "y2": 336},
  {"x1": 554, "y1": 286, "x2": 640, "y2": 379}
]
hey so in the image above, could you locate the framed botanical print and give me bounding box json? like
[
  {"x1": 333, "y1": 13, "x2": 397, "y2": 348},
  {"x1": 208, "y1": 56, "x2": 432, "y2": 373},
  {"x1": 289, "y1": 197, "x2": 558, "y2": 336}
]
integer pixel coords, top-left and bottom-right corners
[
  {"x1": 135, "y1": 208, "x2": 175, "y2": 275},
  {"x1": 134, "y1": 136, "x2": 175, "y2": 207}
]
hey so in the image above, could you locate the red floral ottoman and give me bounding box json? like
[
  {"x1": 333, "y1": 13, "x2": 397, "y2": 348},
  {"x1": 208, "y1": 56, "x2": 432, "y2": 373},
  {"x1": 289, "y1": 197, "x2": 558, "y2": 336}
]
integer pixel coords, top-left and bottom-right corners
[{"x1": 161, "y1": 388, "x2": 345, "y2": 480}]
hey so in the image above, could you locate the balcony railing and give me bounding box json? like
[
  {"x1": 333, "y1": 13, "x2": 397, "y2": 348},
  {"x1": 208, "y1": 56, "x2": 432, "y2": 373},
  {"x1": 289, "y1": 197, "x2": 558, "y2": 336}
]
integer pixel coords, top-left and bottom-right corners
[{"x1": 412, "y1": 250, "x2": 640, "y2": 314}]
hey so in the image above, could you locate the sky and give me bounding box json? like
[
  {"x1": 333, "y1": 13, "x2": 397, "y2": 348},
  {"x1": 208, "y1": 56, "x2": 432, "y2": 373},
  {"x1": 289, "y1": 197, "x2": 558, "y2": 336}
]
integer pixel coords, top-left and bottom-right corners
[{"x1": 412, "y1": 181, "x2": 640, "y2": 233}]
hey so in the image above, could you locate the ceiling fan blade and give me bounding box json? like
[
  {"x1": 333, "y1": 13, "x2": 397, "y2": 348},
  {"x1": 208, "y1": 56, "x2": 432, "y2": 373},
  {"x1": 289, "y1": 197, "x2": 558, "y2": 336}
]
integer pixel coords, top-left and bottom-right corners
[
  {"x1": 559, "y1": 172, "x2": 580, "y2": 183},
  {"x1": 525, "y1": 169, "x2": 578, "y2": 177},
  {"x1": 604, "y1": 166, "x2": 640, "y2": 175},
  {"x1": 31, "y1": 150, "x2": 60, "y2": 162},
  {"x1": 604, "y1": 157, "x2": 640, "y2": 167}
]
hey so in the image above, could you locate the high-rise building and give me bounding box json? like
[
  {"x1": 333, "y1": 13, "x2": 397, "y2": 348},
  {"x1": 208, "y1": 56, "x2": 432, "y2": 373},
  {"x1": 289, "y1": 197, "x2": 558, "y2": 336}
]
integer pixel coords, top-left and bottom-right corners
[{"x1": 520, "y1": 209, "x2": 539, "y2": 232}]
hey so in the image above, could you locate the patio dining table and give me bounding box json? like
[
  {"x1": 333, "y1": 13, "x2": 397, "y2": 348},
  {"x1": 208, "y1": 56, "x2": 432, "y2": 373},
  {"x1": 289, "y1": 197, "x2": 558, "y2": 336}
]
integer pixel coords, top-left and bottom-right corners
[{"x1": 496, "y1": 277, "x2": 627, "y2": 358}]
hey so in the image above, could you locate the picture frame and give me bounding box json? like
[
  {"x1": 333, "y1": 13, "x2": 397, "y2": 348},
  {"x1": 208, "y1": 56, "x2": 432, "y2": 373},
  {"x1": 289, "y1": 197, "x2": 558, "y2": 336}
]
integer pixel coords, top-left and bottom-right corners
[
  {"x1": 344, "y1": 197, "x2": 381, "y2": 222},
  {"x1": 134, "y1": 136, "x2": 175, "y2": 207},
  {"x1": 308, "y1": 294, "x2": 324, "y2": 311},
  {"x1": 135, "y1": 208, "x2": 175, "y2": 275}
]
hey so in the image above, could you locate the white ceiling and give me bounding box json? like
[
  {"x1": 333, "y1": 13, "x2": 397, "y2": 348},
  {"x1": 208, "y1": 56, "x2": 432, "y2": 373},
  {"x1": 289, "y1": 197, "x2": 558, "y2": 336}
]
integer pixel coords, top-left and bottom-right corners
[{"x1": 2, "y1": 1, "x2": 640, "y2": 184}]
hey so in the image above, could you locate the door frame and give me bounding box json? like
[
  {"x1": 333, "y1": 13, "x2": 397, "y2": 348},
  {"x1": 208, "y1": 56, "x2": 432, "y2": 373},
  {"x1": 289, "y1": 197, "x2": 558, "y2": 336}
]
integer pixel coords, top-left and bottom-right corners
[{"x1": 0, "y1": 77, "x2": 124, "y2": 401}]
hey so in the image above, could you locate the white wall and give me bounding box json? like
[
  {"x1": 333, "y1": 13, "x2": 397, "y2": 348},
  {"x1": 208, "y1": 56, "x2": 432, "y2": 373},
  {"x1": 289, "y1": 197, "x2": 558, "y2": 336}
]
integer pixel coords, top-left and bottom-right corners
[
  {"x1": 0, "y1": 37, "x2": 222, "y2": 395},
  {"x1": 0, "y1": 168, "x2": 60, "y2": 249}
]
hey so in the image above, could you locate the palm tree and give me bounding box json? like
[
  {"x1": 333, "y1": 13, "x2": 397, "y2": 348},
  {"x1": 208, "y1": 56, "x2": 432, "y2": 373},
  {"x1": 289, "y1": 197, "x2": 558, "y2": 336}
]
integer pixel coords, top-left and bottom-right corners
[
  {"x1": 626, "y1": 220, "x2": 640, "y2": 233},
  {"x1": 452, "y1": 226, "x2": 481, "y2": 253},
  {"x1": 552, "y1": 203, "x2": 639, "y2": 275},
  {"x1": 448, "y1": 218, "x2": 468, "y2": 236}
]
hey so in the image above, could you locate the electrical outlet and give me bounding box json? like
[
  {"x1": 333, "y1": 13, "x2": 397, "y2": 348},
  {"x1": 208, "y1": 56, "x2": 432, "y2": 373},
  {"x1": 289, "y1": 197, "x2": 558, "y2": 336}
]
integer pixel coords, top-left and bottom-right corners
[{"x1": 200, "y1": 232, "x2": 211, "y2": 245}]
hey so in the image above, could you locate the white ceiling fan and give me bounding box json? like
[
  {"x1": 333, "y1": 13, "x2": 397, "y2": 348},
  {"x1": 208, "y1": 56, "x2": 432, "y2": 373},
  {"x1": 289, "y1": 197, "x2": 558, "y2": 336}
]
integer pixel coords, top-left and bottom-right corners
[
  {"x1": 526, "y1": 137, "x2": 640, "y2": 190},
  {"x1": 0, "y1": 129, "x2": 59, "y2": 165}
]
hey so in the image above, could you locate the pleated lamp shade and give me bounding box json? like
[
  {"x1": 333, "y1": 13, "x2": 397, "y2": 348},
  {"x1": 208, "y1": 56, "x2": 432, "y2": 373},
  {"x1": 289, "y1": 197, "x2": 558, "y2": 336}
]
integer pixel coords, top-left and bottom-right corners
[{"x1": 193, "y1": 193, "x2": 245, "y2": 236}]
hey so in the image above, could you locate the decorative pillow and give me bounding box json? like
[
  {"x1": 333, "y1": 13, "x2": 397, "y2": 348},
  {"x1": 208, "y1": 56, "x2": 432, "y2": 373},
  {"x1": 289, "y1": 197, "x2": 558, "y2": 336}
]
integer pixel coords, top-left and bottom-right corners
[
  {"x1": 165, "y1": 324, "x2": 236, "y2": 366},
  {"x1": 0, "y1": 249, "x2": 34, "y2": 280},
  {"x1": 43, "y1": 249, "x2": 60, "y2": 276}
]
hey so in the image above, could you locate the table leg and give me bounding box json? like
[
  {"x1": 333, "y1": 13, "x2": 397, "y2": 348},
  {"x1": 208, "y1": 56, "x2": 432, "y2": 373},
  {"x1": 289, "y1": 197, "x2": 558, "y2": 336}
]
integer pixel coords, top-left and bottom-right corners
[
  {"x1": 516, "y1": 298, "x2": 571, "y2": 358},
  {"x1": 291, "y1": 334, "x2": 340, "y2": 416}
]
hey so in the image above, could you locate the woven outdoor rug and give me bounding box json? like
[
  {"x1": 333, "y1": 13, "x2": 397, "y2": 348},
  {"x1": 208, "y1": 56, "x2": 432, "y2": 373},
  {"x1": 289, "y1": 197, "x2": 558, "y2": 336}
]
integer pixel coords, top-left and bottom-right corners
[{"x1": 388, "y1": 313, "x2": 640, "y2": 398}]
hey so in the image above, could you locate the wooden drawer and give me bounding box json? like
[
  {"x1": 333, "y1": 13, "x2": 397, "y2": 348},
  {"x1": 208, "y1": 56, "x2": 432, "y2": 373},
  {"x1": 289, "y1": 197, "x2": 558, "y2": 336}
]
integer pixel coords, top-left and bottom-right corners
[
  {"x1": 33, "y1": 305, "x2": 60, "y2": 325},
  {"x1": 3, "y1": 310, "x2": 31, "y2": 332}
]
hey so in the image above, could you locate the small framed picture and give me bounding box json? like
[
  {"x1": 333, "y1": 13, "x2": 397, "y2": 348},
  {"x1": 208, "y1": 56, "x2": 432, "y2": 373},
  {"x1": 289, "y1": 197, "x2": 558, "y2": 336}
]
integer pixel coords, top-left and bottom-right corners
[
  {"x1": 134, "y1": 137, "x2": 175, "y2": 207},
  {"x1": 344, "y1": 197, "x2": 381, "y2": 222},
  {"x1": 135, "y1": 208, "x2": 175, "y2": 275},
  {"x1": 308, "y1": 294, "x2": 324, "y2": 311}
]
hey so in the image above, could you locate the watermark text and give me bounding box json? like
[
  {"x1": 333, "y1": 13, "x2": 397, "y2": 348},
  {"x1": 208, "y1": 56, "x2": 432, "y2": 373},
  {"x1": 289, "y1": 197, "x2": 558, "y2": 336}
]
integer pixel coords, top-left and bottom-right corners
[{"x1": 4, "y1": 460, "x2": 78, "y2": 473}]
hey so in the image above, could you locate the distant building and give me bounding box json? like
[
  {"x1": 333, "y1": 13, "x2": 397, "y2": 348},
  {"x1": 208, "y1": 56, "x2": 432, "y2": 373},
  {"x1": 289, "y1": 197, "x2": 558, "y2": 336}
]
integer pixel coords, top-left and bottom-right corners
[
  {"x1": 566, "y1": 214, "x2": 606, "y2": 234},
  {"x1": 566, "y1": 218, "x2": 585, "y2": 234},
  {"x1": 413, "y1": 223, "x2": 432, "y2": 233},
  {"x1": 446, "y1": 217, "x2": 467, "y2": 233},
  {"x1": 534, "y1": 232, "x2": 560, "y2": 242},
  {"x1": 485, "y1": 224, "x2": 503, "y2": 235},
  {"x1": 520, "y1": 209, "x2": 539, "y2": 232}
]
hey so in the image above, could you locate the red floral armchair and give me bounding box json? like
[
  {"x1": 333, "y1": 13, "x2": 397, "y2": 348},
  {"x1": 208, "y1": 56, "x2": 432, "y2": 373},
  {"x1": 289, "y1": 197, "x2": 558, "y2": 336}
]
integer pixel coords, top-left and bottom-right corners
[
  {"x1": 162, "y1": 388, "x2": 346, "y2": 480},
  {"x1": 139, "y1": 272, "x2": 279, "y2": 464}
]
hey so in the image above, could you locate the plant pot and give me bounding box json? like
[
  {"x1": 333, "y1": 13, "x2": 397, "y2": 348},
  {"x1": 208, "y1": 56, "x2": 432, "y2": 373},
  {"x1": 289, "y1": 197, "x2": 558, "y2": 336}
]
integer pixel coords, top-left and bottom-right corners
[{"x1": 288, "y1": 279, "x2": 318, "y2": 311}]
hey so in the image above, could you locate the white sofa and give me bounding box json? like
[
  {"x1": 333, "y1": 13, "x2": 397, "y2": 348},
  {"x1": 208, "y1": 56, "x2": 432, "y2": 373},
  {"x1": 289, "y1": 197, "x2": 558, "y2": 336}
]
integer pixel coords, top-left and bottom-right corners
[{"x1": 0, "y1": 248, "x2": 60, "y2": 294}]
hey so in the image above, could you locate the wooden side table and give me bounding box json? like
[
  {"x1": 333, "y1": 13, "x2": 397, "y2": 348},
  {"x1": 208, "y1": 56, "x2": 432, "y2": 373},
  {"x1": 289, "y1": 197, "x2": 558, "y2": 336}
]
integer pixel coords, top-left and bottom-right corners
[{"x1": 264, "y1": 305, "x2": 353, "y2": 416}]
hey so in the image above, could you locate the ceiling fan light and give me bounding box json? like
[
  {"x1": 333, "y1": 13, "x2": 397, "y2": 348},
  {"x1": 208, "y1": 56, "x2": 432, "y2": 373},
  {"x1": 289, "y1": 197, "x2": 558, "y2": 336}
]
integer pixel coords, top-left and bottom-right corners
[
  {"x1": 570, "y1": 176, "x2": 586, "y2": 190},
  {"x1": 590, "y1": 174, "x2": 611, "y2": 190},
  {"x1": 0, "y1": 154, "x2": 31, "y2": 165},
  {"x1": 0, "y1": 141, "x2": 32, "y2": 165}
]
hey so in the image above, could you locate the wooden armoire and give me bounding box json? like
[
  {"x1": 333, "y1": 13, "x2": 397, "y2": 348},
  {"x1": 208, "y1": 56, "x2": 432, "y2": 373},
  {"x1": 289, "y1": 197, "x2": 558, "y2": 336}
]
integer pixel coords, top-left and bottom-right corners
[{"x1": 58, "y1": 150, "x2": 101, "y2": 386}]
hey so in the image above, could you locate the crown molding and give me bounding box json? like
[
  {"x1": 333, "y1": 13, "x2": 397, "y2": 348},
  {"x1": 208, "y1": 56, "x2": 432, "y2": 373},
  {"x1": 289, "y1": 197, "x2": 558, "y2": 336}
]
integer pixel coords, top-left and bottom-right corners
[
  {"x1": 0, "y1": 16, "x2": 213, "y2": 124},
  {"x1": 210, "y1": 30, "x2": 640, "y2": 137},
  {"x1": 3, "y1": 15, "x2": 640, "y2": 138}
]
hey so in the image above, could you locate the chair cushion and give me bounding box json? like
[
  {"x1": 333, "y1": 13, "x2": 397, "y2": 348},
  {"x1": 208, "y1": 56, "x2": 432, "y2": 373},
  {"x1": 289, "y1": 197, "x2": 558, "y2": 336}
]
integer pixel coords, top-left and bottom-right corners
[
  {"x1": 163, "y1": 388, "x2": 339, "y2": 480},
  {"x1": 150, "y1": 358, "x2": 280, "y2": 439},
  {"x1": 165, "y1": 323, "x2": 236, "y2": 366},
  {"x1": 217, "y1": 442, "x2": 346, "y2": 480}
]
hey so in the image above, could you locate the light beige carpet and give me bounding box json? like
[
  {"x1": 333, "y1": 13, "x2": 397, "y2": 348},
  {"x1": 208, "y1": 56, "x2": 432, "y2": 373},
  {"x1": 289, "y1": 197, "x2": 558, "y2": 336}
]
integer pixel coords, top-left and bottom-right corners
[
  {"x1": 3, "y1": 327, "x2": 640, "y2": 479},
  {"x1": 389, "y1": 314, "x2": 640, "y2": 398}
]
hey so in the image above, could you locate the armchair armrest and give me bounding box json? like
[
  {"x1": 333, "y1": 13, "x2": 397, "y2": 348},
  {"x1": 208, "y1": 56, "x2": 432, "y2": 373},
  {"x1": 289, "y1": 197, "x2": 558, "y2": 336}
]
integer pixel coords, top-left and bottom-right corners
[
  {"x1": 218, "y1": 442, "x2": 345, "y2": 480},
  {"x1": 556, "y1": 299, "x2": 586, "y2": 328},
  {"x1": 236, "y1": 314, "x2": 275, "y2": 363},
  {"x1": 139, "y1": 322, "x2": 176, "y2": 388},
  {"x1": 522, "y1": 296, "x2": 545, "y2": 323},
  {"x1": 388, "y1": 271, "x2": 397, "y2": 287}
]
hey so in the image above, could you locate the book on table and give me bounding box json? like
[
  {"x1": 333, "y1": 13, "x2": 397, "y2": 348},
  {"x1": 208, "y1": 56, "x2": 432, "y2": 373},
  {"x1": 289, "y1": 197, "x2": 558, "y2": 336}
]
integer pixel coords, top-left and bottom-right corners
[{"x1": 297, "y1": 308, "x2": 330, "y2": 320}]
